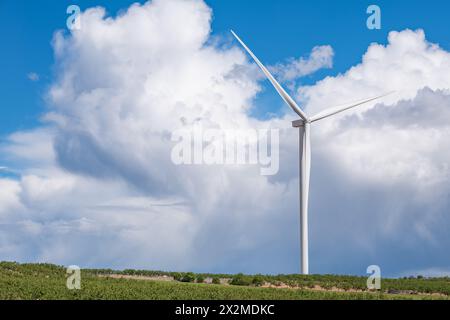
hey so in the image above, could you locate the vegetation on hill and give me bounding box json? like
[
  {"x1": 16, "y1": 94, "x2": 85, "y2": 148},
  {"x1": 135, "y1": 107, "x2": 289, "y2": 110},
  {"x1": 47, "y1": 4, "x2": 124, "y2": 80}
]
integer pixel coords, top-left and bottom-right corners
[{"x1": 1, "y1": 261, "x2": 449, "y2": 300}]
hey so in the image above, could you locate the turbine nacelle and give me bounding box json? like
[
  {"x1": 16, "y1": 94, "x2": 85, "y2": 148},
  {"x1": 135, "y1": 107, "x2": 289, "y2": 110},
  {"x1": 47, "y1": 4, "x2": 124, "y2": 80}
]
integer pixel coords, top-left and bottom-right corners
[{"x1": 292, "y1": 119, "x2": 304, "y2": 128}]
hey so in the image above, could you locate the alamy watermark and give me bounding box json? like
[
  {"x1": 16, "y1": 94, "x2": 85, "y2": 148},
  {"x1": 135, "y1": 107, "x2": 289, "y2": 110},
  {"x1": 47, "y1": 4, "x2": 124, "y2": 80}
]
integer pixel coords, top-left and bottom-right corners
[
  {"x1": 66, "y1": 265, "x2": 81, "y2": 290},
  {"x1": 171, "y1": 126, "x2": 279, "y2": 176},
  {"x1": 366, "y1": 265, "x2": 381, "y2": 290},
  {"x1": 367, "y1": 5, "x2": 381, "y2": 30},
  {"x1": 66, "y1": 5, "x2": 81, "y2": 31}
]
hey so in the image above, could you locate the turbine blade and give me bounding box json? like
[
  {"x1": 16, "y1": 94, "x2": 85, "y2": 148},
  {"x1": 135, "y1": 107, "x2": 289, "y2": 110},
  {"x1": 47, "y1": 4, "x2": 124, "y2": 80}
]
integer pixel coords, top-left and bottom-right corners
[
  {"x1": 231, "y1": 30, "x2": 308, "y2": 121},
  {"x1": 309, "y1": 92, "x2": 394, "y2": 123}
]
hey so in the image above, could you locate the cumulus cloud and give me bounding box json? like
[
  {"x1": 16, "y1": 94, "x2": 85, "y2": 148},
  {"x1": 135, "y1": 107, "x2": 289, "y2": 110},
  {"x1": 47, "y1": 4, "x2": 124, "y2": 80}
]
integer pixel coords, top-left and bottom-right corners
[
  {"x1": 271, "y1": 45, "x2": 334, "y2": 82},
  {"x1": 1, "y1": 0, "x2": 450, "y2": 276},
  {"x1": 300, "y1": 30, "x2": 450, "y2": 191},
  {"x1": 1, "y1": 0, "x2": 293, "y2": 272},
  {"x1": 298, "y1": 29, "x2": 450, "y2": 275}
]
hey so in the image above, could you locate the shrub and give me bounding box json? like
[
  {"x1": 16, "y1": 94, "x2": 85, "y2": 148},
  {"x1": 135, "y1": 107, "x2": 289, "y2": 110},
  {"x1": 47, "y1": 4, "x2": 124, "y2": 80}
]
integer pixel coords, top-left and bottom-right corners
[
  {"x1": 196, "y1": 275, "x2": 205, "y2": 283},
  {"x1": 172, "y1": 272, "x2": 183, "y2": 281},
  {"x1": 230, "y1": 273, "x2": 252, "y2": 286},
  {"x1": 252, "y1": 275, "x2": 265, "y2": 287},
  {"x1": 212, "y1": 277, "x2": 221, "y2": 285},
  {"x1": 180, "y1": 272, "x2": 195, "y2": 283}
]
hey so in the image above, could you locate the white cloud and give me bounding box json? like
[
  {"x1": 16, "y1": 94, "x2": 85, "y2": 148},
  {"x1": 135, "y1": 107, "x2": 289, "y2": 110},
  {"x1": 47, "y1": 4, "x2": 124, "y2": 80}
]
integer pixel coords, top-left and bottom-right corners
[
  {"x1": 1, "y1": 1, "x2": 450, "y2": 275},
  {"x1": 0, "y1": 0, "x2": 290, "y2": 272},
  {"x1": 271, "y1": 45, "x2": 334, "y2": 82},
  {"x1": 294, "y1": 30, "x2": 450, "y2": 275},
  {"x1": 299, "y1": 29, "x2": 450, "y2": 199},
  {"x1": 27, "y1": 72, "x2": 39, "y2": 82},
  {"x1": 0, "y1": 179, "x2": 23, "y2": 218}
]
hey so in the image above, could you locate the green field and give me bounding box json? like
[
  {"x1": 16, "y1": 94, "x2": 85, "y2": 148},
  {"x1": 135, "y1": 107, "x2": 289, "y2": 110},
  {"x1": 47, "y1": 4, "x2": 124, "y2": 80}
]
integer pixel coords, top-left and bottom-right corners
[{"x1": 1, "y1": 261, "x2": 449, "y2": 300}]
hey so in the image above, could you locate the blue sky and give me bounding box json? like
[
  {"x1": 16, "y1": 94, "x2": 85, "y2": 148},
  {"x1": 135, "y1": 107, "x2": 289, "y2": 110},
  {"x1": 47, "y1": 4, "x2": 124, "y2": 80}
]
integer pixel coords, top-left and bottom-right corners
[
  {"x1": 2, "y1": 0, "x2": 450, "y2": 135},
  {"x1": 1, "y1": 0, "x2": 450, "y2": 277}
]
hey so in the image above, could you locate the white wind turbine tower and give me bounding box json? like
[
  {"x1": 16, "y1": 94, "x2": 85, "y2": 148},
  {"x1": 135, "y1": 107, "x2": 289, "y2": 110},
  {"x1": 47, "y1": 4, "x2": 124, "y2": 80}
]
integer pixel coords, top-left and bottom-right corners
[{"x1": 231, "y1": 30, "x2": 391, "y2": 275}]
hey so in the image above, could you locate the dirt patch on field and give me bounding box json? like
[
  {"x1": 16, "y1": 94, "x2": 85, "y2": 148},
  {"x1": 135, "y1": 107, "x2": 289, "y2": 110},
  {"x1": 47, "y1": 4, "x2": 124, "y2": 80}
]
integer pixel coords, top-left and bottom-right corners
[
  {"x1": 99, "y1": 274, "x2": 174, "y2": 282},
  {"x1": 261, "y1": 283, "x2": 365, "y2": 293}
]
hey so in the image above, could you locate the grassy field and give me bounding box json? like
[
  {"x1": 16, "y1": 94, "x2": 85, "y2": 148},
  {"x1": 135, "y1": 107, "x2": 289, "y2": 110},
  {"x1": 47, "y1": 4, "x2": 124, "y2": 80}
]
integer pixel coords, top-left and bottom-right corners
[{"x1": 1, "y1": 261, "x2": 449, "y2": 300}]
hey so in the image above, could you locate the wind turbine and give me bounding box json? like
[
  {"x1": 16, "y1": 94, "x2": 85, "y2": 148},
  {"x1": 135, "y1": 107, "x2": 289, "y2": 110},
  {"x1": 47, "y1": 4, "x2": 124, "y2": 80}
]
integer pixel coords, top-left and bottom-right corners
[{"x1": 231, "y1": 30, "x2": 390, "y2": 275}]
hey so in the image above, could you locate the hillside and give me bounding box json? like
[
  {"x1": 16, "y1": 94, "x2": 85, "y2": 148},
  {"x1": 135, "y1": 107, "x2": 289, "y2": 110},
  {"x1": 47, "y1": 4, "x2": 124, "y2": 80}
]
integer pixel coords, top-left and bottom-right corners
[{"x1": 1, "y1": 262, "x2": 449, "y2": 300}]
